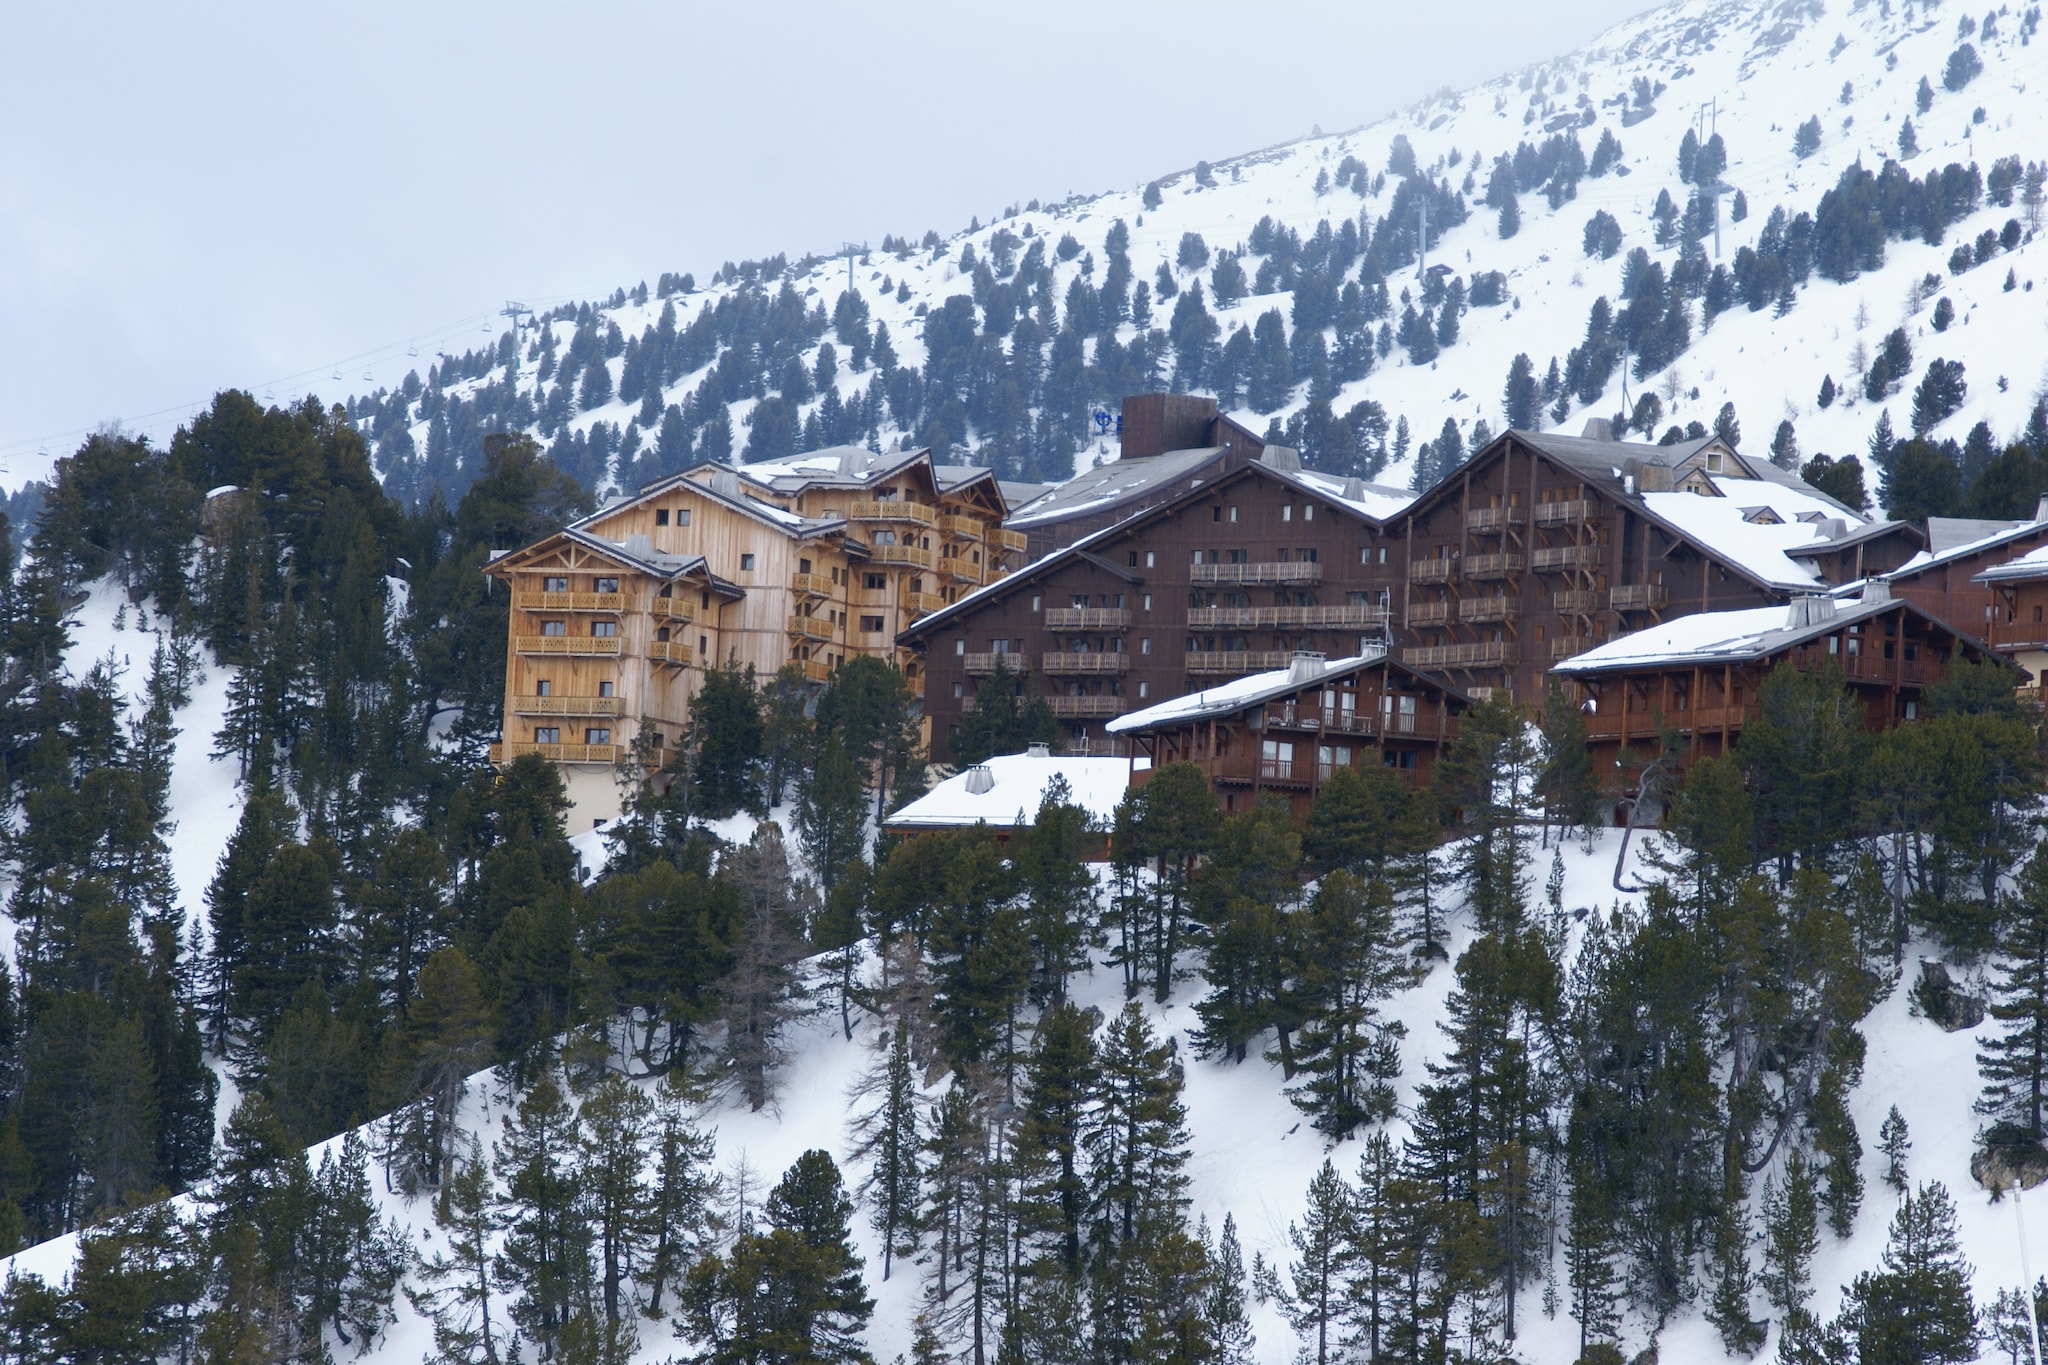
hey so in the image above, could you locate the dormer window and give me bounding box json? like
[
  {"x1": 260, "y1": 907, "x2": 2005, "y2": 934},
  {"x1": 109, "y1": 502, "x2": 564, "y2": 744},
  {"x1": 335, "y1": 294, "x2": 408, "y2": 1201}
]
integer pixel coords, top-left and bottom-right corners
[
  {"x1": 1741, "y1": 506, "x2": 1783, "y2": 525},
  {"x1": 1707, "y1": 450, "x2": 1725, "y2": 473}
]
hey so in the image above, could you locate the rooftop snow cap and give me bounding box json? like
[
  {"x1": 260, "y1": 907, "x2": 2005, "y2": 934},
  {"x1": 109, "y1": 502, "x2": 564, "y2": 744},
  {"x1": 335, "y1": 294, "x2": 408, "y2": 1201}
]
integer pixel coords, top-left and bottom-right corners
[
  {"x1": 1025, "y1": 741, "x2": 1052, "y2": 758},
  {"x1": 962, "y1": 765, "x2": 995, "y2": 795},
  {"x1": 1288, "y1": 650, "x2": 1327, "y2": 683},
  {"x1": 1580, "y1": 417, "x2": 1616, "y2": 442},
  {"x1": 1786, "y1": 595, "x2": 1837, "y2": 629}
]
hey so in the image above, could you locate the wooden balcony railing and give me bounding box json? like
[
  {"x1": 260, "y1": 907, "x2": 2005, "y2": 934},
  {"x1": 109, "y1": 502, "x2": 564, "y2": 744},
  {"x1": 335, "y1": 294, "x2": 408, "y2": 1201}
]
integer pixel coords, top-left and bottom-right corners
[
  {"x1": 1534, "y1": 544, "x2": 1601, "y2": 572},
  {"x1": 870, "y1": 545, "x2": 934, "y2": 569},
  {"x1": 1550, "y1": 635, "x2": 1605, "y2": 660},
  {"x1": 856, "y1": 588, "x2": 891, "y2": 607},
  {"x1": 1466, "y1": 507, "x2": 1526, "y2": 533},
  {"x1": 1045, "y1": 608, "x2": 1130, "y2": 630},
  {"x1": 489, "y1": 742, "x2": 622, "y2": 764},
  {"x1": 1410, "y1": 558, "x2": 1458, "y2": 585},
  {"x1": 963, "y1": 653, "x2": 1028, "y2": 676},
  {"x1": 787, "y1": 615, "x2": 834, "y2": 641},
  {"x1": 1406, "y1": 600, "x2": 1453, "y2": 627},
  {"x1": 802, "y1": 659, "x2": 832, "y2": 683},
  {"x1": 1609, "y1": 584, "x2": 1669, "y2": 611},
  {"x1": 905, "y1": 591, "x2": 948, "y2": 614},
  {"x1": 1401, "y1": 641, "x2": 1520, "y2": 669},
  {"x1": 1986, "y1": 619, "x2": 2048, "y2": 651},
  {"x1": 1534, "y1": 499, "x2": 1601, "y2": 527},
  {"x1": 1552, "y1": 589, "x2": 1602, "y2": 614},
  {"x1": 937, "y1": 514, "x2": 984, "y2": 540},
  {"x1": 512, "y1": 695, "x2": 623, "y2": 717},
  {"x1": 850, "y1": 500, "x2": 937, "y2": 525},
  {"x1": 1185, "y1": 651, "x2": 1295, "y2": 676},
  {"x1": 992, "y1": 528, "x2": 1028, "y2": 552},
  {"x1": 942, "y1": 556, "x2": 986, "y2": 581},
  {"x1": 515, "y1": 635, "x2": 623, "y2": 656},
  {"x1": 1050, "y1": 695, "x2": 1128, "y2": 719},
  {"x1": 1189, "y1": 562, "x2": 1325, "y2": 585},
  {"x1": 1461, "y1": 553, "x2": 1526, "y2": 580},
  {"x1": 789, "y1": 573, "x2": 835, "y2": 597},
  {"x1": 648, "y1": 641, "x2": 694, "y2": 666},
  {"x1": 1264, "y1": 701, "x2": 1455, "y2": 740},
  {"x1": 1584, "y1": 705, "x2": 1755, "y2": 741},
  {"x1": 650, "y1": 597, "x2": 694, "y2": 622},
  {"x1": 1185, "y1": 605, "x2": 1389, "y2": 628},
  {"x1": 515, "y1": 591, "x2": 630, "y2": 612},
  {"x1": 1459, "y1": 596, "x2": 1519, "y2": 624},
  {"x1": 1041, "y1": 653, "x2": 1130, "y2": 675}
]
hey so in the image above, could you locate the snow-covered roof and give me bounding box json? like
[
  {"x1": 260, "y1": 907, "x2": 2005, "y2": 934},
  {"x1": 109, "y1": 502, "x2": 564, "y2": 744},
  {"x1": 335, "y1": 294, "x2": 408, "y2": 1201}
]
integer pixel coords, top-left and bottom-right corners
[
  {"x1": 885, "y1": 753, "x2": 1128, "y2": 830},
  {"x1": 1006, "y1": 446, "x2": 1227, "y2": 527},
  {"x1": 1108, "y1": 652, "x2": 1383, "y2": 733},
  {"x1": 1271, "y1": 466, "x2": 1416, "y2": 521},
  {"x1": 1551, "y1": 591, "x2": 1911, "y2": 674},
  {"x1": 1636, "y1": 487, "x2": 1845, "y2": 590},
  {"x1": 1890, "y1": 515, "x2": 2048, "y2": 581},
  {"x1": 1974, "y1": 541, "x2": 2048, "y2": 585}
]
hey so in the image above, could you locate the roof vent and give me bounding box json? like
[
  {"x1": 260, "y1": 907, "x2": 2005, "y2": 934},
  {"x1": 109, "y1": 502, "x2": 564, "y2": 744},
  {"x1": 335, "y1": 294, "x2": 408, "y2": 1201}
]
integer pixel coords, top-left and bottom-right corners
[
  {"x1": 1580, "y1": 417, "x2": 1616, "y2": 442},
  {"x1": 838, "y1": 448, "x2": 872, "y2": 476},
  {"x1": 2035, "y1": 494, "x2": 2048, "y2": 525},
  {"x1": 1025, "y1": 741, "x2": 1052, "y2": 758},
  {"x1": 712, "y1": 469, "x2": 742, "y2": 499},
  {"x1": 1260, "y1": 445, "x2": 1303, "y2": 471},
  {"x1": 1341, "y1": 476, "x2": 1368, "y2": 500},
  {"x1": 1786, "y1": 595, "x2": 1837, "y2": 629},
  {"x1": 622, "y1": 534, "x2": 654, "y2": 560},
  {"x1": 1863, "y1": 580, "x2": 1892, "y2": 604},
  {"x1": 1821, "y1": 517, "x2": 1849, "y2": 541},
  {"x1": 1288, "y1": 650, "x2": 1326, "y2": 682},
  {"x1": 963, "y1": 765, "x2": 995, "y2": 795}
]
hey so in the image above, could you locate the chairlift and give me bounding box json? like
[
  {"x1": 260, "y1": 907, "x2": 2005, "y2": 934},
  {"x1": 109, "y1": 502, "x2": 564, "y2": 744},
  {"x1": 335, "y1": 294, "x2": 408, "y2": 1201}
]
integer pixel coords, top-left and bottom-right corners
[
  {"x1": 332, "y1": 366, "x2": 343, "y2": 381},
  {"x1": 407, "y1": 341, "x2": 418, "y2": 357},
  {"x1": 362, "y1": 366, "x2": 374, "y2": 382}
]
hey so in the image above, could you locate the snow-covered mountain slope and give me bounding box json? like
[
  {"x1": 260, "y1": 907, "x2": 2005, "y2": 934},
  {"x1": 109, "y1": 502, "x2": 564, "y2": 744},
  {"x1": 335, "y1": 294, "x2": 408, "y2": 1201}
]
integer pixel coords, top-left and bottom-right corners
[{"x1": 357, "y1": 0, "x2": 2047, "y2": 504}]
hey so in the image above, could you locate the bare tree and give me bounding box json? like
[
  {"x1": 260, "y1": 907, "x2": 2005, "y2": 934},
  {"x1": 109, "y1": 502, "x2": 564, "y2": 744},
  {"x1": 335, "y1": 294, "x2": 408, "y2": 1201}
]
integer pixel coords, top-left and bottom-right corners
[{"x1": 713, "y1": 824, "x2": 814, "y2": 1110}]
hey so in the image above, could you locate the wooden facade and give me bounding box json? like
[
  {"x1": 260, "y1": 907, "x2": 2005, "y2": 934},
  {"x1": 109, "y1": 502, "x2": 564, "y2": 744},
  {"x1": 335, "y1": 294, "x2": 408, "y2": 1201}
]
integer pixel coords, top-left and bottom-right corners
[
  {"x1": 1974, "y1": 543, "x2": 2048, "y2": 689},
  {"x1": 1553, "y1": 593, "x2": 1993, "y2": 797},
  {"x1": 905, "y1": 454, "x2": 1412, "y2": 762},
  {"x1": 1885, "y1": 513, "x2": 2048, "y2": 645},
  {"x1": 487, "y1": 445, "x2": 1016, "y2": 824},
  {"x1": 1107, "y1": 653, "x2": 1468, "y2": 820}
]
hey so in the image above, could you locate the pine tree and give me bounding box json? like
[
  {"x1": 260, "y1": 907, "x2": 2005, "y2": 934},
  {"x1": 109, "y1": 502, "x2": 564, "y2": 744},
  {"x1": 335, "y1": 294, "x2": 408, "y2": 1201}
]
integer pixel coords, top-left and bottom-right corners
[
  {"x1": 1502, "y1": 352, "x2": 1541, "y2": 430},
  {"x1": 492, "y1": 1075, "x2": 588, "y2": 1359},
  {"x1": 692, "y1": 662, "x2": 763, "y2": 819},
  {"x1": 1837, "y1": 1182, "x2": 1979, "y2": 1365},
  {"x1": 577, "y1": 1074, "x2": 655, "y2": 1335},
  {"x1": 797, "y1": 733, "x2": 866, "y2": 889},
  {"x1": 305, "y1": 1133, "x2": 410, "y2": 1355},
  {"x1": 1498, "y1": 195, "x2": 1521, "y2": 239},
  {"x1": 1016, "y1": 776, "x2": 1098, "y2": 1006},
  {"x1": 642, "y1": 1070, "x2": 719, "y2": 1319},
  {"x1": 1762, "y1": 1151, "x2": 1820, "y2": 1321},
  {"x1": 1206, "y1": 1214, "x2": 1256, "y2": 1365},
  {"x1": 847, "y1": 1024, "x2": 921, "y2": 1281},
  {"x1": 1981, "y1": 847, "x2": 2048, "y2": 1138},
  {"x1": 1879, "y1": 1106, "x2": 1912, "y2": 1193},
  {"x1": 1286, "y1": 871, "x2": 1407, "y2": 1140},
  {"x1": 409, "y1": 1152, "x2": 506, "y2": 1365},
  {"x1": 1275, "y1": 1161, "x2": 1356, "y2": 1365},
  {"x1": 714, "y1": 824, "x2": 812, "y2": 1110}
]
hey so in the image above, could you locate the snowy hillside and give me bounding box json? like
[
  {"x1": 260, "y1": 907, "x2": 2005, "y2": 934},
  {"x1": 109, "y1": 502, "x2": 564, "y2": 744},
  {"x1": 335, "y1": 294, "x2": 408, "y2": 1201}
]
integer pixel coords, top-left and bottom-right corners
[{"x1": 350, "y1": 0, "x2": 2047, "y2": 506}]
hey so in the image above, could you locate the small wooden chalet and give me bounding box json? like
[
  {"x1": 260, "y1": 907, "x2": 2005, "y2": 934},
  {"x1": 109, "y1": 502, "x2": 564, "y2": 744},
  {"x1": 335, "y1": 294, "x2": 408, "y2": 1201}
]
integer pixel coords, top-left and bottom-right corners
[
  {"x1": 1549, "y1": 586, "x2": 1998, "y2": 797},
  {"x1": 1885, "y1": 503, "x2": 2048, "y2": 643},
  {"x1": 1973, "y1": 540, "x2": 2048, "y2": 692},
  {"x1": 1105, "y1": 650, "x2": 1469, "y2": 819},
  {"x1": 880, "y1": 746, "x2": 1127, "y2": 858}
]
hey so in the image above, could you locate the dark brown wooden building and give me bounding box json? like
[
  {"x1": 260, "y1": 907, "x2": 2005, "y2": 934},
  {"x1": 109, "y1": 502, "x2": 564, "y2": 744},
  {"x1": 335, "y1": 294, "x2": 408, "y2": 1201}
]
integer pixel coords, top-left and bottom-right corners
[
  {"x1": 1882, "y1": 507, "x2": 2048, "y2": 643},
  {"x1": 1106, "y1": 650, "x2": 1469, "y2": 819},
  {"x1": 1973, "y1": 538, "x2": 2048, "y2": 692},
  {"x1": 1550, "y1": 587, "x2": 1995, "y2": 793},
  {"x1": 903, "y1": 450, "x2": 1416, "y2": 762}
]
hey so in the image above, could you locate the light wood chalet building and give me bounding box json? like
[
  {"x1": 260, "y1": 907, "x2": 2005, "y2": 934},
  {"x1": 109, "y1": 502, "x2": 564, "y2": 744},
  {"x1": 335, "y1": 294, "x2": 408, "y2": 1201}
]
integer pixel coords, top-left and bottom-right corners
[
  {"x1": 1393, "y1": 422, "x2": 1889, "y2": 702},
  {"x1": 487, "y1": 444, "x2": 1021, "y2": 825},
  {"x1": 1550, "y1": 586, "x2": 1996, "y2": 803},
  {"x1": 1104, "y1": 650, "x2": 1469, "y2": 819}
]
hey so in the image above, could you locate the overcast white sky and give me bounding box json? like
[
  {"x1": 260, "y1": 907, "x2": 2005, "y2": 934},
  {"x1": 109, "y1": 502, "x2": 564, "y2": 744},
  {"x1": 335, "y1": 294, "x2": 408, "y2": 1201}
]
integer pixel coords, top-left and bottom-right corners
[{"x1": 0, "y1": 0, "x2": 1653, "y2": 482}]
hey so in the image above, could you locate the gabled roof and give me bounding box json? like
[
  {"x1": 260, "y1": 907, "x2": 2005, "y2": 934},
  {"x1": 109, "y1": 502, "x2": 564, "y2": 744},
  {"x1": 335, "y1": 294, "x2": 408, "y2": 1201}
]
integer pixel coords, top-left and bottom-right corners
[
  {"x1": 1783, "y1": 519, "x2": 1925, "y2": 559},
  {"x1": 1974, "y1": 540, "x2": 2048, "y2": 585},
  {"x1": 1005, "y1": 446, "x2": 1230, "y2": 527},
  {"x1": 885, "y1": 753, "x2": 1129, "y2": 831},
  {"x1": 487, "y1": 527, "x2": 743, "y2": 595},
  {"x1": 1106, "y1": 649, "x2": 1466, "y2": 734},
  {"x1": 590, "y1": 463, "x2": 848, "y2": 540},
  {"x1": 1889, "y1": 514, "x2": 2048, "y2": 582},
  {"x1": 898, "y1": 456, "x2": 1410, "y2": 643},
  {"x1": 1551, "y1": 589, "x2": 1972, "y2": 675}
]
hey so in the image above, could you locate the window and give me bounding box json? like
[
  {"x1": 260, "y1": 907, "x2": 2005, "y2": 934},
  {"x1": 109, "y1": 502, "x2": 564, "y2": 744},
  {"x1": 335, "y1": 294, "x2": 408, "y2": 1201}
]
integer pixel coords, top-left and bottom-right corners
[
  {"x1": 1301, "y1": 547, "x2": 1318, "y2": 562},
  {"x1": 598, "y1": 680, "x2": 615, "y2": 697},
  {"x1": 591, "y1": 620, "x2": 618, "y2": 637},
  {"x1": 594, "y1": 577, "x2": 619, "y2": 594},
  {"x1": 864, "y1": 573, "x2": 886, "y2": 590},
  {"x1": 535, "y1": 679, "x2": 552, "y2": 696},
  {"x1": 1140, "y1": 637, "x2": 1152, "y2": 654},
  {"x1": 1228, "y1": 505, "x2": 1240, "y2": 522},
  {"x1": 953, "y1": 681, "x2": 964, "y2": 699},
  {"x1": 740, "y1": 554, "x2": 756, "y2": 571},
  {"x1": 656, "y1": 508, "x2": 669, "y2": 526},
  {"x1": 1282, "y1": 505, "x2": 1292, "y2": 521},
  {"x1": 861, "y1": 615, "x2": 886, "y2": 632},
  {"x1": 955, "y1": 639, "x2": 965, "y2": 655},
  {"x1": 1304, "y1": 503, "x2": 1315, "y2": 521},
  {"x1": 1146, "y1": 551, "x2": 1156, "y2": 567},
  {"x1": 1379, "y1": 547, "x2": 1389, "y2": 563},
  {"x1": 1361, "y1": 547, "x2": 1372, "y2": 564},
  {"x1": 534, "y1": 727, "x2": 560, "y2": 744},
  {"x1": 698, "y1": 635, "x2": 707, "y2": 655},
  {"x1": 1142, "y1": 593, "x2": 1153, "y2": 611},
  {"x1": 1129, "y1": 551, "x2": 1140, "y2": 567},
  {"x1": 541, "y1": 620, "x2": 566, "y2": 636},
  {"x1": 585, "y1": 727, "x2": 611, "y2": 745},
  {"x1": 1139, "y1": 682, "x2": 1150, "y2": 698},
  {"x1": 1031, "y1": 595, "x2": 1042, "y2": 611},
  {"x1": 543, "y1": 576, "x2": 569, "y2": 593},
  {"x1": 1072, "y1": 594, "x2": 1088, "y2": 608},
  {"x1": 799, "y1": 557, "x2": 813, "y2": 573},
  {"x1": 1211, "y1": 507, "x2": 1222, "y2": 523}
]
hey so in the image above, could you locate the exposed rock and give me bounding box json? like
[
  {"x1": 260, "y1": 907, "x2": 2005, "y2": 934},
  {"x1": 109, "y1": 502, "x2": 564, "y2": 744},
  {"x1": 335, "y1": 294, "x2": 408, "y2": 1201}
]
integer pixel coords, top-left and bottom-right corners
[
  {"x1": 1973, "y1": 1130, "x2": 2048, "y2": 1194},
  {"x1": 1913, "y1": 959, "x2": 1986, "y2": 1033}
]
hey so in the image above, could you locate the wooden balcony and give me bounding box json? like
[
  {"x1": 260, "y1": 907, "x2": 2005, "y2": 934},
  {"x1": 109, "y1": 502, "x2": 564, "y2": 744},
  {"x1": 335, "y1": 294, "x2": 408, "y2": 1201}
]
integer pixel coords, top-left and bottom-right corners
[
  {"x1": 1405, "y1": 599, "x2": 1453, "y2": 628},
  {"x1": 1184, "y1": 605, "x2": 1389, "y2": 629},
  {"x1": 515, "y1": 635, "x2": 623, "y2": 656},
  {"x1": 963, "y1": 653, "x2": 1029, "y2": 676},
  {"x1": 789, "y1": 573, "x2": 834, "y2": 597},
  {"x1": 648, "y1": 641, "x2": 694, "y2": 666},
  {"x1": 1534, "y1": 499, "x2": 1601, "y2": 527},
  {"x1": 787, "y1": 615, "x2": 834, "y2": 641},
  {"x1": 1465, "y1": 507, "x2": 1526, "y2": 533},
  {"x1": 993, "y1": 528, "x2": 1028, "y2": 552},
  {"x1": 1189, "y1": 561, "x2": 1325, "y2": 585},
  {"x1": 489, "y1": 741, "x2": 621, "y2": 765},
  {"x1": 512, "y1": 695, "x2": 623, "y2": 717},
  {"x1": 1401, "y1": 641, "x2": 1520, "y2": 669},
  {"x1": 1585, "y1": 705, "x2": 1754, "y2": 741},
  {"x1": 1041, "y1": 653, "x2": 1130, "y2": 676},
  {"x1": 1534, "y1": 544, "x2": 1601, "y2": 572},
  {"x1": 1462, "y1": 553, "x2": 1526, "y2": 580},
  {"x1": 650, "y1": 597, "x2": 694, "y2": 622},
  {"x1": 937, "y1": 514, "x2": 984, "y2": 540},
  {"x1": 1459, "y1": 596, "x2": 1519, "y2": 624},
  {"x1": 1986, "y1": 619, "x2": 2048, "y2": 651},
  {"x1": 802, "y1": 659, "x2": 832, "y2": 683},
  {"x1": 856, "y1": 588, "x2": 891, "y2": 607},
  {"x1": 515, "y1": 591, "x2": 630, "y2": 612},
  {"x1": 1609, "y1": 584, "x2": 1669, "y2": 611},
  {"x1": 1045, "y1": 608, "x2": 1130, "y2": 630},
  {"x1": 1828, "y1": 648, "x2": 1942, "y2": 686},
  {"x1": 1410, "y1": 558, "x2": 1458, "y2": 585},
  {"x1": 1552, "y1": 589, "x2": 1602, "y2": 614},
  {"x1": 1185, "y1": 651, "x2": 1295, "y2": 676},
  {"x1": 870, "y1": 545, "x2": 933, "y2": 569},
  {"x1": 941, "y1": 556, "x2": 986, "y2": 581},
  {"x1": 1265, "y1": 701, "x2": 1456, "y2": 740},
  {"x1": 905, "y1": 591, "x2": 948, "y2": 615},
  {"x1": 850, "y1": 500, "x2": 937, "y2": 525},
  {"x1": 1549, "y1": 635, "x2": 1604, "y2": 659},
  {"x1": 1050, "y1": 695, "x2": 1128, "y2": 719}
]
